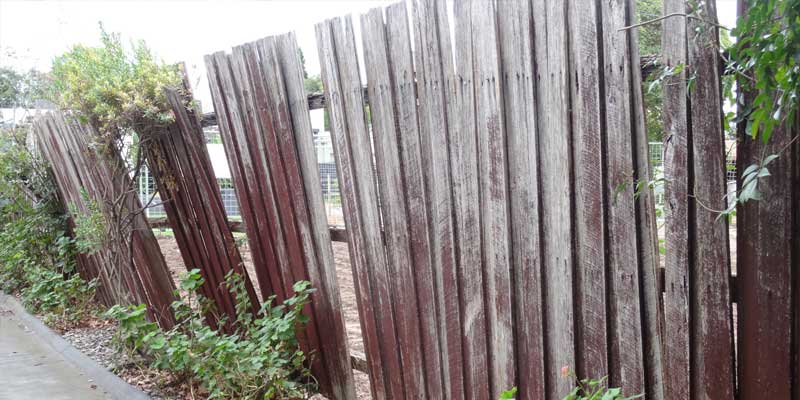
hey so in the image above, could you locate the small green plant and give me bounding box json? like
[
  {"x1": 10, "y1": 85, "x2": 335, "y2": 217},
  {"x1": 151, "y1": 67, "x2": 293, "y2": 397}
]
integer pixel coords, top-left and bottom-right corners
[
  {"x1": 105, "y1": 270, "x2": 316, "y2": 399},
  {"x1": 561, "y1": 366, "x2": 642, "y2": 400},
  {"x1": 69, "y1": 189, "x2": 107, "y2": 255},
  {"x1": 0, "y1": 129, "x2": 97, "y2": 329}
]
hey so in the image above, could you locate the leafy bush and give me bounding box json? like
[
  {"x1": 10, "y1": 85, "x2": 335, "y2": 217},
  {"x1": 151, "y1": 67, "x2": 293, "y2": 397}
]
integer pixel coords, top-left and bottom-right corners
[
  {"x1": 0, "y1": 129, "x2": 97, "y2": 329},
  {"x1": 105, "y1": 270, "x2": 316, "y2": 399},
  {"x1": 561, "y1": 367, "x2": 642, "y2": 400},
  {"x1": 50, "y1": 24, "x2": 182, "y2": 143}
]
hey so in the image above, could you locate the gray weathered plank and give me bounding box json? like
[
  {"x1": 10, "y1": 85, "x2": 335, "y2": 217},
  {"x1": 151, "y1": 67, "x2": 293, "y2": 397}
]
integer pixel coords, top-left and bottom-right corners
[
  {"x1": 599, "y1": 0, "x2": 645, "y2": 393},
  {"x1": 471, "y1": 0, "x2": 515, "y2": 396},
  {"x1": 275, "y1": 32, "x2": 357, "y2": 400},
  {"x1": 317, "y1": 16, "x2": 404, "y2": 400},
  {"x1": 531, "y1": 0, "x2": 576, "y2": 396},
  {"x1": 411, "y1": 0, "x2": 465, "y2": 398},
  {"x1": 361, "y1": 7, "x2": 427, "y2": 399},
  {"x1": 385, "y1": 3, "x2": 446, "y2": 397},
  {"x1": 660, "y1": 0, "x2": 691, "y2": 397},
  {"x1": 566, "y1": 0, "x2": 609, "y2": 382}
]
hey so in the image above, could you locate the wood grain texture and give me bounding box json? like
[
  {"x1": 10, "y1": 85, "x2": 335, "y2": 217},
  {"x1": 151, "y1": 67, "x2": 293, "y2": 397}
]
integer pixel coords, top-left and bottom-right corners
[
  {"x1": 627, "y1": 1, "x2": 665, "y2": 398},
  {"x1": 660, "y1": 0, "x2": 691, "y2": 397},
  {"x1": 450, "y1": 1, "x2": 490, "y2": 398},
  {"x1": 735, "y1": 3, "x2": 797, "y2": 398},
  {"x1": 384, "y1": 4, "x2": 446, "y2": 398},
  {"x1": 599, "y1": 0, "x2": 646, "y2": 394},
  {"x1": 274, "y1": 32, "x2": 356, "y2": 400},
  {"x1": 497, "y1": 0, "x2": 545, "y2": 397},
  {"x1": 411, "y1": 1, "x2": 465, "y2": 398},
  {"x1": 470, "y1": 0, "x2": 515, "y2": 396},
  {"x1": 317, "y1": 16, "x2": 403, "y2": 400},
  {"x1": 531, "y1": 0, "x2": 576, "y2": 397},
  {"x1": 361, "y1": 8, "x2": 427, "y2": 399},
  {"x1": 566, "y1": 0, "x2": 609, "y2": 382},
  {"x1": 686, "y1": 1, "x2": 735, "y2": 398}
]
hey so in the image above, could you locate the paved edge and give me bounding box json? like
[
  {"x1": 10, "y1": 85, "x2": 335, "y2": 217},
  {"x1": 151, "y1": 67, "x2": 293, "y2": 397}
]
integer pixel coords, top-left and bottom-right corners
[{"x1": 0, "y1": 292, "x2": 150, "y2": 400}]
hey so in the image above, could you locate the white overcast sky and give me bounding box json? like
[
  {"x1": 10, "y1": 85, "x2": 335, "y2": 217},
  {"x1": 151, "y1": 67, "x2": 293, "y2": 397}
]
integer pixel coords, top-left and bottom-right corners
[{"x1": 1, "y1": 0, "x2": 738, "y2": 113}]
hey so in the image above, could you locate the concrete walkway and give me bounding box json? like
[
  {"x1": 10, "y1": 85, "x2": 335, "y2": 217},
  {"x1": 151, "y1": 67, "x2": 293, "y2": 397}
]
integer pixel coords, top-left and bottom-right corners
[{"x1": 0, "y1": 294, "x2": 148, "y2": 400}]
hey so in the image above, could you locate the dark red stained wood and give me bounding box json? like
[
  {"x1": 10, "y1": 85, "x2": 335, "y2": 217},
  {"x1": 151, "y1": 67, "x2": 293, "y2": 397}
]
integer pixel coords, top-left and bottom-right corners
[
  {"x1": 274, "y1": 32, "x2": 357, "y2": 400},
  {"x1": 146, "y1": 90, "x2": 260, "y2": 328},
  {"x1": 737, "y1": 117, "x2": 796, "y2": 400},
  {"x1": 661, "y1": 0, "x2": 691, "y2": 397},
  {"x1": 229, "y1": 42, "x2": 315, "y2": 363},
  {"x1": 566, "y1": 0, "x2": 608, "y2": 383},
  {"x1": 411, "y1": 1, "x2": 465, "y2": 398},
  {"x1": 384, "y1": 3, "x2": 446, "y2": 398},
  {"x1": 531, "y1": 0, "x2": 576, "y2": 397},
  {"x1": 469, "y1": 0, "x2": 515, "y2": 396},
  {"x1": 317, "y1": 16, "x2": 403, "y2": 400},
  {"x1": 686, "y1": 1, "x2": 735, "y2": 398},
  {"x1": 599, "y1": 0, "x2": 646, "y2": 394},
  {"x1": 34, "y1": 113, "x2": 177, "y2": 328},
  {"x1": 361, "y1": 7, "x2": 427, "y2": 399},
  {"x1": 736, "y1": 4, "x2": 797, "y2": 396},
  {"x1": 450, "y1": 1, "x2": 490, "y2": 398},
  {"x1": 250, "y1": 36, "x2": 327, "y2": 388},
  {"x1": 627, "y1": 1, "x2": 665, "y2": 397}
]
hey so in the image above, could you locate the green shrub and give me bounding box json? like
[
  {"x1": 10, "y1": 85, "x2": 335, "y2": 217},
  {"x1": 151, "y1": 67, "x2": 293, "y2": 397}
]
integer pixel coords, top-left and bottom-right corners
[
  {"x1": 0, "y1": 129, "x2": 97, "y2": 328},
  {"x1": 105, "y1": 270, "x2": 316, "y2": 399}
]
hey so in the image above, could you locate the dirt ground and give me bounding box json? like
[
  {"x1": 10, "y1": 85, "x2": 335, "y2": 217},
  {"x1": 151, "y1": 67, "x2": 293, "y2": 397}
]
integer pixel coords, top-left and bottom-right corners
[{"x1": 156, "y1": 236, "x2": 371, "y2": 399}]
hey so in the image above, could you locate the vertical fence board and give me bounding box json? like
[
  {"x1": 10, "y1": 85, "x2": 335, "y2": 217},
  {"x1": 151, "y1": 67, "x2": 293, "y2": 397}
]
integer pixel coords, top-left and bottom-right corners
[
  {"x1": 384, "y1": 3, "x2": 446, "y2": 398},
  {"x1": 661, "y1": 0, "x2": 692, "y2": 397},
  {"x1": 317, "y1": 16, "x2": 403, "y2": 400},
  {"x1": 686, "y1": 1, "x2": 735, "y2": 397},
  {"x1": 627, "y1": 0, "x2": 665, "y2": 396},
  {"x1": 450, "y1": 1, "x2": 490, "y2": 398},
  {"x1": 599, "y1": 0, "x2": 646, "y2": 393},
  {"x1": 471, "y1": 0, "x2": 515, "y2": 396},
  {"x1": 498, "y1": 0, "x2": 545, "y2": 398},
  {"x1": 566, "y1": 0, "x2": 609, "y2": 382},
  {"x1": 361, "y1": 8, "x2": 427, "y2": 398},
  {"x1": 531, "y1": 0, "x2": 576, "y2": 397},
  {"x1": 275, "y1": 32, "x2": 357, "y2": 400},
  {"x1": 411, "y1": 0, "x2": 465, "y2": 397}
]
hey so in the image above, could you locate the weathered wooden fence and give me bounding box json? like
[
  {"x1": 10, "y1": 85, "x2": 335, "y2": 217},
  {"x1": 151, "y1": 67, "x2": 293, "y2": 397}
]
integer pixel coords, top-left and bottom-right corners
[
  {"x1": 315, "y1": 0, "x2": 661, "y2": 398},
  {"x1": 33, "y1": 112, "x2": 176, "y2": 328},
  {"x1": 144, "y1": 88, "x2": 260, "y2": 329},
  {"x1": 204, "y1": 34, "x2": 354, "y2": 398},
  {"x1": 29, "y1": 0, "x2": 800, "y2": 398}
]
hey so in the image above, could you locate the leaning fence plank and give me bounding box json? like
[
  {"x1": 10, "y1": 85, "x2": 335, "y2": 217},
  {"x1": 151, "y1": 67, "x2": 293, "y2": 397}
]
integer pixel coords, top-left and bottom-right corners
[
  {"x1": 411, "y1": 1, "x2": 465, "y2": 397},
  {"x1": 686, "y1": 2, "x2": 736, "y2": 397},
  {"x1": 471, "y1": 0, "x2": 515, "y2": 395},
  {"x1": 450, "y1": 1, "x2": 490, "y2": 398},
  {"x1": 661, "y1": 0, "x2": 692, "y2": 397},
  {"x1": 275, "y1": 32, "x2": 357, "y2": 400},
  {"x1": 566, "y1": 0, "x2": 608, "y2": 382},
  {"x1": 361, "y1": 8, "x2": 427, "y2": 399},
  {"x1": 627, "y1": 1, "x2": 665, "y2": 397},
  {"x1": 204, "y1": 54, "x2": 276, "y2": 300},
  {"x1": 384, "y1": 3, "x2": 446, "y2": 397},
  {"x1": 317, "y1": 16, "x2": 403, "y2": 400},
  {"x1": 531, "y1": 0, "x2": 576, "y2": 396},
  {"x1": 735, "y1": 3, "x2": 797, "y2": 399},
  {"x1": 599, "y1": 0, "x2": 647, "y2": 393},
  {"x1": 33, "y1": 113, "x2": 177, "y2": 328}
]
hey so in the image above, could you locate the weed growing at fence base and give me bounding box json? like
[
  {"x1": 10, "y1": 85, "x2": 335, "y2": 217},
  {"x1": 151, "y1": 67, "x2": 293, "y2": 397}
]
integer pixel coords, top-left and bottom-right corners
[{"x1": 105, "y1": 270, "x2": 316, "y2": 399}]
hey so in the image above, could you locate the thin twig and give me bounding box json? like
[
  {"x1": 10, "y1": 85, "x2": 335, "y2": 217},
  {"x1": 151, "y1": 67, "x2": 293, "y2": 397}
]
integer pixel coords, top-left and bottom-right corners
[{"x1": 619, "y1": 12, "x2": 730, "y2": 32}]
